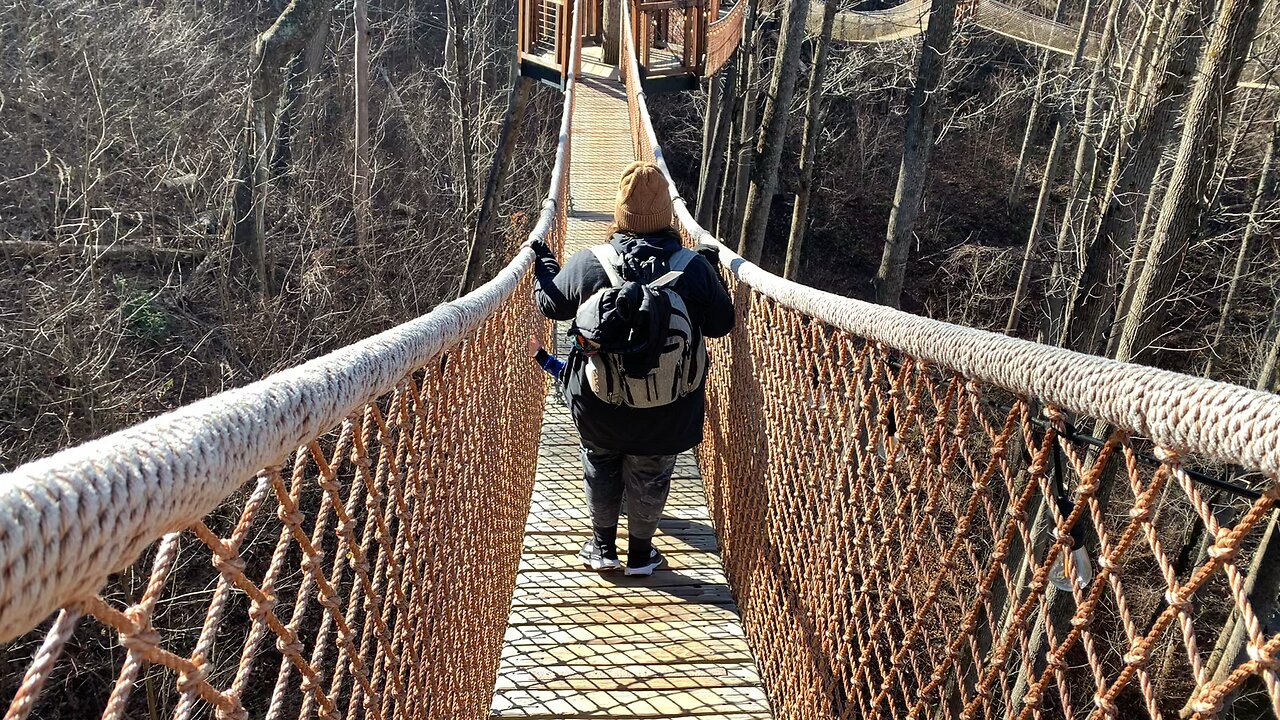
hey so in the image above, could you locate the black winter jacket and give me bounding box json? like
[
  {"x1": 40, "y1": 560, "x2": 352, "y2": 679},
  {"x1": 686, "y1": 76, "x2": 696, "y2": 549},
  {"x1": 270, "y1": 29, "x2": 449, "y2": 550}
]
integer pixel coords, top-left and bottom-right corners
[{"x1": 533, "y1": 231, "x2": 735, "y2": 455}]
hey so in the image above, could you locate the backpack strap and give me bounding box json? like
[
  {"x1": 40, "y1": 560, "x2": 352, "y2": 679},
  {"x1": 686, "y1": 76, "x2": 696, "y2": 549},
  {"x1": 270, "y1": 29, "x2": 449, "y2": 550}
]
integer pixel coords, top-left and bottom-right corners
[
  {"x1": 589, "y1": 245, "x2": 624, "y2": 288},
  {"x1": 667, "y1": 248, "x2": 698, "y2": 273},
  {"x1": 646, "y1": 248, "x2": 699, "y2": 288}
]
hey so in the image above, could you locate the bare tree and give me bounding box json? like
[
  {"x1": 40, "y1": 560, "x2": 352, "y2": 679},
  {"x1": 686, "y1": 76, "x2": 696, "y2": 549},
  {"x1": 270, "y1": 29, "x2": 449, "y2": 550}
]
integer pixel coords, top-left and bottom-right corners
[
  {"x1": 738, "y1": 0, "x2": 813, "y2": 265},
  {"x1": 1204, "y1": 102, "x2": 1280, "y2": 378},
  {"x1": 1007, "y1": 0, "x2": 1069, "y2": 206},
  {"x1": 726, "y1": 1, "x2": 767, "y2": 244},
  {"x1": 1004, "y1": 0, "x2": 1096, "y2": 334},
  {"x1": 1042, "y1": 0, "x2": 1125, "y2": 343},
  {"x1": 1114, "y1": 0, "x2": 1266, "y2": 365},
  {"x1": 354, "y1": 0, "x2": 371, "y2": 250},
  {"x1": 461, "y1": 75, "x2": 536, "y2": 295},
  {"x1": 783, "y1": 0, "x2": 838, "y2": 280},
  {"x1": 1260, "y1": 297, "x2": 1280, "y2": 392},
  {"x1": 873, "y1": 0, "x2": 960, "y2": 308},
  {"x1": 1062, "y1": 0, "x2": 1199, "y2": 356},
  {"x1": 444, "y1": 0, "x2": 478, "y2": 223},
  {"x1": 697, "y1": 60, "x2": 738, "y2": 229},
  {"x1": 227, "y1": 0, "x2": 330, "y2": 288}
]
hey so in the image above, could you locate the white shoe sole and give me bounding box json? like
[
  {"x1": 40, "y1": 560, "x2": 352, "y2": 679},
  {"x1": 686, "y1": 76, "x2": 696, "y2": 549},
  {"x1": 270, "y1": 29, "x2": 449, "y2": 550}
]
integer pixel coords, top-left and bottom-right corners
[
  {"x1": 624, "y1": 561, "x2": 663, "y2": 576},
  {"x1": 580, "y1": 554, "x2": 621, "y2": 572}
]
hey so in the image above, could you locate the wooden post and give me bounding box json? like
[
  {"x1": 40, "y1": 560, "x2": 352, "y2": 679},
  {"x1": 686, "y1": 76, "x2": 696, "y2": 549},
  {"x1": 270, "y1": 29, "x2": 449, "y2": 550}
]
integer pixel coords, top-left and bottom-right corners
[
  {"x1": 556, "y1": 0, "x2": 570, "y2": 73},
  {"x1": 640, "y1": 8, "x2": 651, "y2": 68},
  {"x1": 518, "y1": 0, "x2": 529, "y2": 56}
]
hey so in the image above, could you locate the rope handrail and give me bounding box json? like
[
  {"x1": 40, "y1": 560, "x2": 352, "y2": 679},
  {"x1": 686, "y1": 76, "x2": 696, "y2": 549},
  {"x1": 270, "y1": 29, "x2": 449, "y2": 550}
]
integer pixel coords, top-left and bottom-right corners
[{"x1": 0, "y1": 7, "x2": 582, "y2": 719}]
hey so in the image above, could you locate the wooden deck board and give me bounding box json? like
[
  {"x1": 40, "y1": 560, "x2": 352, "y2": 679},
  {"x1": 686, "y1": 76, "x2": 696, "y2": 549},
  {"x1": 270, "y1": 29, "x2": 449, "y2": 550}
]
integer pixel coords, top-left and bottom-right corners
[{"x1": 490, "y1": 71, "x2": 773, "y2": 720}]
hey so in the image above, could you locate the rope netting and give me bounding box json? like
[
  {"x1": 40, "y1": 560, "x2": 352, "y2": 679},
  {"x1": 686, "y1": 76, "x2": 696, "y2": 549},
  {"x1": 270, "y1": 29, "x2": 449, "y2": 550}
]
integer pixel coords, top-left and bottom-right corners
[
  {"x1": 704, "y1": 0, "x2": 745, "y2": 76},
  {"x1": 622, "y1": 3, "x2": 1280, "y2": 717},
  {"x1": 0, "y1": 8, "x2": 581, "y2": 718}
]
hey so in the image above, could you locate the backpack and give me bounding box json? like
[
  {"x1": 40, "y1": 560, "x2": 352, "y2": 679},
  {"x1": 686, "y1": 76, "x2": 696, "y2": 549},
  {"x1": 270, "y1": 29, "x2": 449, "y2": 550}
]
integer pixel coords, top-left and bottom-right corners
[{"x1": 575, "y1": 244, "x2": 707, "y2": 408}]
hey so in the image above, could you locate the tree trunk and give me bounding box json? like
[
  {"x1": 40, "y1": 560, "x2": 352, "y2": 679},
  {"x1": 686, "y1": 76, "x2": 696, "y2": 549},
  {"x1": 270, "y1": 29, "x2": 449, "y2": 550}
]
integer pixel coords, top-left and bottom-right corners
[
  {"x1": 1115, "y1": 0, "x2": 1266, "y2": 366},
  {"x1": 1257, "y1": 296, "x2": 1280, "y2": 392},
  {"x1": 1204, "y1": 101, "x2": 1280, "y2": 379},
  {"x1": 738, "y1": 0, "x2": 812, "y2": 266},
  {"x1": 227, "y1": 0, "x2": 330, "y2": 290},
  {"x1": 444, "y1": 0, "x2": 477, "y2": 223},
  {"x1": 728, "y1": 2, "x2": 765, "y2": 246},
  {"x1": 379, "y1": 68, "x2": 434, "y2": 165},
  {"x1": 1062, "y1": 0, "x2": 1201, "y2": 355},
  {"x1": 460, "y1": 75, "x2": 534, "y2": 296},
  {"x1": 872, "y1": 0, "x2": 960, "y2": 308},
  {"x1": 700, "y1": 76, "x2": 721, "y2": 188},
  {"x1": 1007, "y1": 0, "x2": 1070, "y2": 206},
  {"x1": 697, "y1": 60, "x2": 737, "y2": 228},
  {"x1": 1044, "y1": 0, "x2": 1124, "y2": 343},
  {"x1": 782, "y1": 0, "x2": 837, "y2": 281},
  {"x1": 288, "y1": 19, "x2": 331, "y2": 173},
  {"x1": 354, "y1": 0, "x2": 371, "y2": 251},
  {"x1": 271, "y1": 52, "x2": 307, "y2": 182},
  {"x1": 1004, "y1": 0, "x2": 1097, "y2": 335},
  {"x1": 603, "y1": 0, "x2": 621, "y2": 65},
  {"x1": 1210, "y1": 89, "x2": 1260, "y2": 209},
  {"x1": 716, "y1": 93, "x2": 741, "y2": 238}
]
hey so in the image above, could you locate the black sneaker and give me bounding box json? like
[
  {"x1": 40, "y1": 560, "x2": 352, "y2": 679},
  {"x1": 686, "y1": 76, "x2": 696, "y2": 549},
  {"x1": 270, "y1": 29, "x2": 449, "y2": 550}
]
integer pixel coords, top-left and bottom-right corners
[
  {"x1": 579, "y1": 539, "x2": 621, "y2": 572},
  {"x1": 625, "y1": 547, "x2": 666, "y2": 576}
]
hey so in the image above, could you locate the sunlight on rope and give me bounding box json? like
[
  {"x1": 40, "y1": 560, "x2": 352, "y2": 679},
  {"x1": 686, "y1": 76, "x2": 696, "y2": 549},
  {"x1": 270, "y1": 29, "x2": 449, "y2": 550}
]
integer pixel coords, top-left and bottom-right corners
[
  {"x1": 622, "y1": 2, "x2": 1280, "y2": 716},
  {"x1": 0, "y1": 5, "x2": 582, "y2": 718}
]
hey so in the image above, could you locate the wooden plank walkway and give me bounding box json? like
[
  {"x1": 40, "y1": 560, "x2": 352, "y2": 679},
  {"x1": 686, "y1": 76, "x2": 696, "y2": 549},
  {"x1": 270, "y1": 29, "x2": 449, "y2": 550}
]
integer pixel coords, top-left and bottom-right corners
[{"x1": 489, "y1": 65, "x2": 773, "y2": 720}]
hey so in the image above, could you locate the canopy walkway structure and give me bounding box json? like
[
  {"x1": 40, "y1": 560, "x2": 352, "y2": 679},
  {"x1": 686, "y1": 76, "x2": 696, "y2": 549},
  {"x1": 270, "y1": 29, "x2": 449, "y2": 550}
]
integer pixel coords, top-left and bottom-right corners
[
  {"x1": 5, "y1": 2, "x2": 1280, "y2": 720},
  {"x1": 815, "y1": 0, "x2": 1277, "y2": 90}
]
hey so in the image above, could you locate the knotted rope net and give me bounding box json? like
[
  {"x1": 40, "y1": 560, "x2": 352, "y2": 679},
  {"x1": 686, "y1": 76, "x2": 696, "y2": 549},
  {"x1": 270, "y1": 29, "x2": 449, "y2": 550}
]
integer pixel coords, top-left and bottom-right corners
[
  {"x1": 623, "y1": 6, "x2": 1280, "y2": 716},
  {"x1": 0, "y1": 9, "x2": 581, "y2": 716},
  {"x1": 704, "y1": 0, "x2": 745, "y2": 76}
]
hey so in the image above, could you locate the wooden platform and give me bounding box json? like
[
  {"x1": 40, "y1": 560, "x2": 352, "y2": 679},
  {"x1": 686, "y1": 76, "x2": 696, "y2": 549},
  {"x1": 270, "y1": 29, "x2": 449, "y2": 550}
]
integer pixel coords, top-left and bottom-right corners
[{"x1": 489, "y1": 73, "x2": 773, "y2": 720}]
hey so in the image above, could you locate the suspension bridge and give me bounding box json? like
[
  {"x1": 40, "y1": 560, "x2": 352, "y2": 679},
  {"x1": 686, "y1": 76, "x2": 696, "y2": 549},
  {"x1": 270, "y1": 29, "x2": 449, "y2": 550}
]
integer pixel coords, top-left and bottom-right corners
[{"x1": 4, "y1": 1, "x2": 1280, "y2": 719}]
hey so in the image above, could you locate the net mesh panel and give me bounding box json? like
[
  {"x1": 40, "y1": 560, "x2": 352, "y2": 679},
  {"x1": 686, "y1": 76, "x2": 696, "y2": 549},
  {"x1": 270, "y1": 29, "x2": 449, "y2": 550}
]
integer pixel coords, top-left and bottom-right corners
[
  {"x1": 697, "y1": 310, "x2": 1280, "y2": 720},
  {"x1": 705, "y1": 0, "x2": 745, "y2": 75},
  {"x1": 2, "y1": 296, "x2": 548, "y2": 720}
]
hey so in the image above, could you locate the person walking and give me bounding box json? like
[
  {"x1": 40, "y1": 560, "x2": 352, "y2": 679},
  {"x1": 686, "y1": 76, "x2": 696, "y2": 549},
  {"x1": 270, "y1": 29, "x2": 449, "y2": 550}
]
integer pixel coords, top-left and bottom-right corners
[{"x1": 527, "y1": 161, "x2": 734, "y2": 576}]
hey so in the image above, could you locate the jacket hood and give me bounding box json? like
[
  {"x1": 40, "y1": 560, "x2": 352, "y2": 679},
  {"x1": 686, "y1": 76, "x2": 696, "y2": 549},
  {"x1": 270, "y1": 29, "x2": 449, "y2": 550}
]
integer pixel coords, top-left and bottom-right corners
[{"x1": 609, "y1": 231, "x2": 684, "y2": 282}]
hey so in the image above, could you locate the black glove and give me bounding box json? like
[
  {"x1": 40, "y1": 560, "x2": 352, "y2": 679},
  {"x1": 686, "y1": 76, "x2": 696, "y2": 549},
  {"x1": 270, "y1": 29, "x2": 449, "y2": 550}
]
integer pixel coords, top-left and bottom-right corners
[
  {"x1": 695, "y1": 243, "x2": 720, "y2": 266},
  {"x1": 529, "y1": 237, "x2": 554, "y2": 260}
]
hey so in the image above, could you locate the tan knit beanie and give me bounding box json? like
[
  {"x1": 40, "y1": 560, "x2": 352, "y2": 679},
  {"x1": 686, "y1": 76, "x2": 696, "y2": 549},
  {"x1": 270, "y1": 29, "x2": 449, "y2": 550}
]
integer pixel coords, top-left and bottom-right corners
[{"x1": 614, "y1": 161, "x2": 674, "y2": 234}]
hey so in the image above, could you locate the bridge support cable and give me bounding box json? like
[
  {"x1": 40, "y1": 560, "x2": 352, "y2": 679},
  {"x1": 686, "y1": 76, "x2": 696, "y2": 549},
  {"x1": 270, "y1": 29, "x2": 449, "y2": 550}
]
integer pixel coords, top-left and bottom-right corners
[
  {"x1": 623, "y1": 6, "x2": 1280, "y2": 715},
  {"x1": 0, "y1": 7, "x2": 584, "y2": 719}
]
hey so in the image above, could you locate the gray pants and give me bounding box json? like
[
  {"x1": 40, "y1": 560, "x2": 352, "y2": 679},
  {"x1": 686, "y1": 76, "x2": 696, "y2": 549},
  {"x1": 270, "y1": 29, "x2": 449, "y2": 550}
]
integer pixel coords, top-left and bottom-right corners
[{"x1": 581, "y1": 443, "x2": 676, "y2": 540}]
